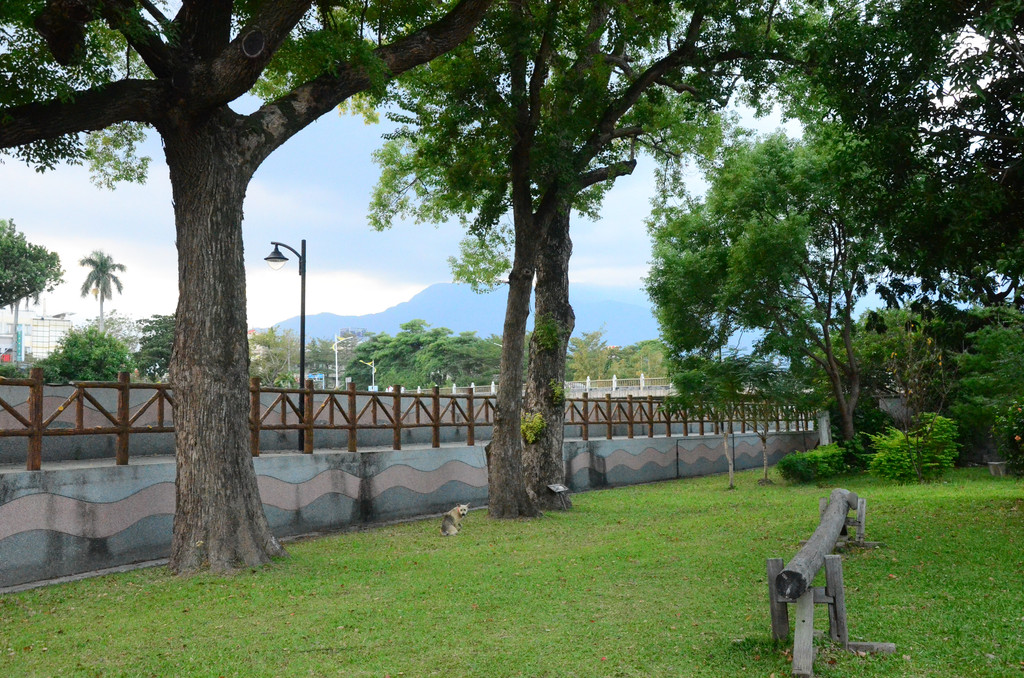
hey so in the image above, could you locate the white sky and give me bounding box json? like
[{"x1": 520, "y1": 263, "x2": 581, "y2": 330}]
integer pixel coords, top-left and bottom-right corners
[{"x1": 2, "y1": 104, "x2": 797, "y2": 330}]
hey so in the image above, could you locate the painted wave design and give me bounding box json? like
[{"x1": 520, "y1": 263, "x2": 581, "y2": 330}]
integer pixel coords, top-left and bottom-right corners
[
  {"x1": 600, "y1": 447, "x2": 675, "y2": 473},
  {"x1": 0, "y1": 482, "x2": 174, "y2": 542},
  {"x1": 370, "y1": 460, "x2": 486, "y2": 498},
  {"x1": 257, "y1": 469, "x2": 361, "y2": 511}
]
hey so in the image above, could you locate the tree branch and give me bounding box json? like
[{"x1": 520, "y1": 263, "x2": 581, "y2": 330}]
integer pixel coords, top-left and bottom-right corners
[
  {"x1": 245, "y1": 0, "x2": 493, "y2": 165},
  {"x1": 0, "y1": 80, "x2": 169, "y2": 149},
  {"x1": 578, "y1": 159, "x2": 637, "y2": 189}
]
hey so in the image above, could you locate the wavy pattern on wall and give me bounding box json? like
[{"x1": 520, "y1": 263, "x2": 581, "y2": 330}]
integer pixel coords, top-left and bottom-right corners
[
  {"x1": 0, "y1": 482, "x2": 174, "y2": 542},
  {"x1": 371, "y1": 460, "x2": 486, "y2": 498},
  {"x1": 257, "y1": 469, "x2": 361, "y2": 511}
]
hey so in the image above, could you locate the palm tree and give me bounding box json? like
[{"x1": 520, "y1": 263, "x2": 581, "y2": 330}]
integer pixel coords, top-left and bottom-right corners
[{"x1": 79, "y1": 250, "x2": 126, "y2": 333}]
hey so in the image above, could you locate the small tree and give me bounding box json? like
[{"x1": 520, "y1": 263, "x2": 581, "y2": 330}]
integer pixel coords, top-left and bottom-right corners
[
  {"x1": 135, "y1": 314, "x2": 175, "y2": 381},
  {"x1": 37, "y1": 326, "x2": 135, "y2": 382},
  {"x1": 249, "y1": 326, "x2": 300, "y2": 387}
]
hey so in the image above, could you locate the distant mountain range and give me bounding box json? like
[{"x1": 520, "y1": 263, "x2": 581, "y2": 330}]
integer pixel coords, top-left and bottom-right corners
[{"x1": 272, "y1": 282, "x2": 661, "y2": 346}]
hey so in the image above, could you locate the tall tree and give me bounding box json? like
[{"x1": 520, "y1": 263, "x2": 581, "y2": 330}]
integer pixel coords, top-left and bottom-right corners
[
  {"x1": 0, "y1": 219, "x2": 64, "y2": 358},
  {"x1": 0, "y1": 0, "x2": 493, "y2": 574},
  {"x1": 647, "y1": 128, "x2": 884, "y2": 442},
  {"x1": 79, "y1": 249, "x2": 125, "y2": 333},
  {"x1": 372, "y1": 0, "x2": 797, "y2": 513}
]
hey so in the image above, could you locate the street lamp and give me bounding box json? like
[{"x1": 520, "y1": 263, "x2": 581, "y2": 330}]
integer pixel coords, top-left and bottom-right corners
[
  {"x1": 359, "y1": 359, "x2": 377, "y2": 391},
  {"x1": 265, "y1": 239, "x2": 306, "y2": 451}
]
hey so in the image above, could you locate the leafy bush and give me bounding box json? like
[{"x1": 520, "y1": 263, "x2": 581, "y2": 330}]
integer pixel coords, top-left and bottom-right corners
[
  {"x1": 35, "y1": 327, "x2": 135, "y2": 382},
  {"x1": 993, "y1": 399, "x2": 1024, "y2": 476},
  {"x1": 868, "y1": 413, "x2": 959, "y2": 483},
  {"x1": 777, "y1": 443, "x2": 847, "y2": 483}
]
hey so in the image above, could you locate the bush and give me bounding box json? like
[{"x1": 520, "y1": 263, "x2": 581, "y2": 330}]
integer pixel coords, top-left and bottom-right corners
[
  {"x1": 777, "y1": 443, "x2": 847, "y2": 483},
  {"x1": 868, "y1": 413, "x2": 959, "y2": 483},
  {"x1": 994, "y1": 399, "x2": 1024, "y2": 476},
  {"x1": 35, "y1": 327, "x2": 136, "y2": 383}
]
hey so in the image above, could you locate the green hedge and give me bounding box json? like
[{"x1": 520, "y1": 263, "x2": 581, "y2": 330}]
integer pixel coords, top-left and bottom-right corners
[{"x1": 777, "y1": 443, "x2": 847, "y2": 483}]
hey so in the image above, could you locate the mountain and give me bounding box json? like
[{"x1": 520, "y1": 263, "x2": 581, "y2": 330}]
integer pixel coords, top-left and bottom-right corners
[{"x1": 272, "y1": 282, "x2": 661, "y2": 345}]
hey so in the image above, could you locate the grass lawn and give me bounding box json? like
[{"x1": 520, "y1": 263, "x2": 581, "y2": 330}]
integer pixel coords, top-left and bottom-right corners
[{"x1": 1, "y1": 467, "x2": 1021, "y2": 677}]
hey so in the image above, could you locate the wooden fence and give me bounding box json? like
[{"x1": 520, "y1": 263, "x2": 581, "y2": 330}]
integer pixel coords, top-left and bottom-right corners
[{"x1": 0, "y1": 369, "x2": 815, "y2": 471}]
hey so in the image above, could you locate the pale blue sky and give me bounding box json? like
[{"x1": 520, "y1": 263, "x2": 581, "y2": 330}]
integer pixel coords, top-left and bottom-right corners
[{"x1": 2, "y1": 104, "x2": 795, "y2": 329}]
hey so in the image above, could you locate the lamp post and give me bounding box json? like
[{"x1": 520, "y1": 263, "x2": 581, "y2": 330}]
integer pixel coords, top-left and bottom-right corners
[
  {"x1": 359, "y1": 359, "x2": 377, "y2": 391},
  {"x1": 265, "y1": 239, "x2": 306, "y2": 451}
]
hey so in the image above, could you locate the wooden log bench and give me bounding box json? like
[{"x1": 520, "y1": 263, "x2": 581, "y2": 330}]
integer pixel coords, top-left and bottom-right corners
[{"x1": 767, "y1": 489, "x2": 895, "y2": 677}]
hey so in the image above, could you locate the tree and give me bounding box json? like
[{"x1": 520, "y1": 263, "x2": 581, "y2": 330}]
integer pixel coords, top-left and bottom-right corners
[
  {"x1": 135, "y1": 314, "x2": 175, "y2": 381},
  {"x1": 36, "y1": 326, "x2": 135, "y2": 382},
  {"x1": 372, "y1": 0, "x2": 798, "y2": 513},
  {"x1": 249, "y1": 326, "x2": 301, "y2": 387},
  {"x1": 647, "y1": 128, "x2": 885, "y2": 443},
  {"x1": 88, "y1": 309, "x2": 139, "y2": 352},
  {"x1": 79, "y1": 250, "x2": 125, "y2": 333},
  {"x1": 0, "y1": 0, "x2": 493, "y2": 574},
  {"x1": 566, "y1": 330, "x2": 612, "y2": 381},
  {"x1": 0, "y1": 219, "x2": 64, "y2": 356},
  {"x1": 787, "y1": 0, "x2": 1024, "y2": 309}
]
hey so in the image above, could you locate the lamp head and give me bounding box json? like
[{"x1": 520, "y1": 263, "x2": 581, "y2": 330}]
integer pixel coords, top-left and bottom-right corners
[{"x1": 264, "y1": 244, "x2": 288, "y2": 270}]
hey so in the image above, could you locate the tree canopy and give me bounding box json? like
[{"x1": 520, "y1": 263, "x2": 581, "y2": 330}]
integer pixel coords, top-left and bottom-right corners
[
  {"x1": 346, "y1": 320, "x2": 502, "y2": 389},
  {"x1": 786, "y1": 0, "x2": 1024, "y2": 307},
  {"x1": 647, "y1": 126, "x2": 885, "y2": 441},
  {"x1": 0, "y1": 218, "x2": 64, "y2": 309}
]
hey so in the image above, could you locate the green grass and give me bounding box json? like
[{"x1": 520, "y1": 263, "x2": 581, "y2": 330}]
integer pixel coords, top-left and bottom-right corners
[{"x1": 2, "y1": 468, "x2": 1021, "y2": 677}]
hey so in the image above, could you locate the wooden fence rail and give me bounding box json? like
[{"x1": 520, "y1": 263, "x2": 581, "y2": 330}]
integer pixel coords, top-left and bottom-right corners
[{"x1": 0, "y1": 370, "x2": 815, "y2": 470}]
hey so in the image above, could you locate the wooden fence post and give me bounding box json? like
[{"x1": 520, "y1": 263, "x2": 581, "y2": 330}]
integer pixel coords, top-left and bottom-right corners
[
  {"x1": 27, "y1": 367, "x2": 43, "y2": 471},
  {"x1": 347, "y1": 381, "x2": 357, "y2": 452},
  {"x1": 116, "y1": 371, "x2": 130, "y2": 465},
  {"x1": 605, "y1": 393, "x2": 613, "y2": 440},
  {"x1": 431, "y1": 386, "x2": 441, "y2": 448},
  {"x1": 250, "y1": 377, "x2": 261, "y2": 457},
  {"x1": 304, "y1": 378, "x2": 315, "y2": 454},
  {"x1": 647, "y1": 395, "x2": 655, "y2": 438},
  {"x1": 392, "y1": 385, "x2": 402, "y2": 450},
  {"x1": 626, "y1": 394, "x2": 634, "y2": 439},
  {"x1": 582, "y1": 392, "x2": 589, "y2": 441},
  {"x1": 467, "y1": 387, "x2": 475, "y2": 446}
]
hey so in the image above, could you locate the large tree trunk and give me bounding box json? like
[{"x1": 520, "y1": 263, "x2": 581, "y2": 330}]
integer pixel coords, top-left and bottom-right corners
[
  {"x1": 523, "y1": 207, "x2": 574, "y2": 509},
  {"x1": 164, "y1": 115, "x2": 285, "y2": 574},
  {"x1": 488, "y1": 227, "x2": 542, "y2": 519}
]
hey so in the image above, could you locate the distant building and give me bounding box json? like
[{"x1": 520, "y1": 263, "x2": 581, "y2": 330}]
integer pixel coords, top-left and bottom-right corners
[{"x1": 0, "y1": 306, "x2": 74, "y2": 360}]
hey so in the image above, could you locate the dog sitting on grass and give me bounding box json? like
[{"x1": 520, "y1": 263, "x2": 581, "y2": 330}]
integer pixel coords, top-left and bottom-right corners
[{"x1": 440, "y1": 503, "x2": 469, "y2": 536}]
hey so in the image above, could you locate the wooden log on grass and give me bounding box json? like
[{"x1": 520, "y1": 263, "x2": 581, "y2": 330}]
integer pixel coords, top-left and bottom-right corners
[{"x1": 776, "y1": 488, "x2": 859, "y2": 600}]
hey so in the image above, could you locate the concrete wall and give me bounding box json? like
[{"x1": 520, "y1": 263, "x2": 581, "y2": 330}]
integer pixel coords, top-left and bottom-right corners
[{"x1": 0, "y1": 430, "x2": 816, "y2": 589}]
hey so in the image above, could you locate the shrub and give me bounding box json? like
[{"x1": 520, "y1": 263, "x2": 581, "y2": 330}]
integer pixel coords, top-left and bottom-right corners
[
  {"x1": 868, "y1": 413, "x2": 959, "y2": 483},
  {"x1": 35, "y1": 326, "x2": 136, "y2": 383},
  {"x1": 993, "y1": 399, "x2": 1024, "y2": 476},
  {"x1": 777, "y1": 443, "x2": 847, "y2": 483}
]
